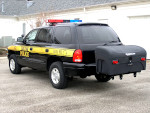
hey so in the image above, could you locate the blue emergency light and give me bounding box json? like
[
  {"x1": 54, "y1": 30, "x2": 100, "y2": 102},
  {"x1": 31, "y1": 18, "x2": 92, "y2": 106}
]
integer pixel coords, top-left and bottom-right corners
[{"x1": 70, "y1": 20, "x2": 82, "y2": 22}]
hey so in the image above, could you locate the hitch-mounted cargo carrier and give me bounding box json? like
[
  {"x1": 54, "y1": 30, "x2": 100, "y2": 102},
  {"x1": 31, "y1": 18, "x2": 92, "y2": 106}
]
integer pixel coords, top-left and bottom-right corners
[{"x1": 95, "y1": 45, "x2": 146, "y2": 76}]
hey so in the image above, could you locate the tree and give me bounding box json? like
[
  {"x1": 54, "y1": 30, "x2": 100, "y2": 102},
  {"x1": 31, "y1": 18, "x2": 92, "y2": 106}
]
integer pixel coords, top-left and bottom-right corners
[
  {"x1": 23, "y1": 12, "x2": 49, "y2": 29},
  {"x1": 35, "y1": 12, "x2": 48, "y2": 27}
]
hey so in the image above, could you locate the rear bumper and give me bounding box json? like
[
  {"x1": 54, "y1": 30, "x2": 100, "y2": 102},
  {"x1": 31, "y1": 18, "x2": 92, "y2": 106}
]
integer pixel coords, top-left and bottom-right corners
[
  {"x1": 63, "y1": 62, "x2": 96, "y2": 76},
  {"x1": 63, "y1": 61, "x2": 146, "y2": 76},
  {"x1": 63, "y1": 62, "x2": 96, "y2": 69}
]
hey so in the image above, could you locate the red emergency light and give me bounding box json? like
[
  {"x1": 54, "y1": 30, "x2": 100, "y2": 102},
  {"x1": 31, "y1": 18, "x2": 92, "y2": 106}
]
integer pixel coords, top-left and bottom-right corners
[{"x1": 48, "y1": 19, "x2": 64, "y2": 23}]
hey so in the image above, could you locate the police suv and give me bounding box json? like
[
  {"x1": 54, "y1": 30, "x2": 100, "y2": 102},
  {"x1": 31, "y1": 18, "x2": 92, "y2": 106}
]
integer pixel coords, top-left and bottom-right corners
[{"x1": 7, "y1": 20, "x2": 147, "y2": 89}]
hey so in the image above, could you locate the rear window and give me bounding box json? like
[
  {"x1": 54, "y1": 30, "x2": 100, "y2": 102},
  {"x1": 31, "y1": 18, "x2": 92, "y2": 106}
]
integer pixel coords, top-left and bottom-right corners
[{"x1": 77, "y1": 25, "x2": 119, "y2": 44}]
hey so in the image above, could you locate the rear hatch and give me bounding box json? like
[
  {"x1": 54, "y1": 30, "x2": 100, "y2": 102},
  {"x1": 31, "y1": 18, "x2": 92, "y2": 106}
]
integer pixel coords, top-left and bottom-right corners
[{"x1": 76, "y1": 23, "x2": 121, "y2": 64}]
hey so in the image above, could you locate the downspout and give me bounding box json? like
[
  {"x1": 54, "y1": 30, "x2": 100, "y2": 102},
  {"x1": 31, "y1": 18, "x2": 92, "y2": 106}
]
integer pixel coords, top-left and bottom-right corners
[{"x1": 1, "y1": 1, "x2": 5, "y2": 13}]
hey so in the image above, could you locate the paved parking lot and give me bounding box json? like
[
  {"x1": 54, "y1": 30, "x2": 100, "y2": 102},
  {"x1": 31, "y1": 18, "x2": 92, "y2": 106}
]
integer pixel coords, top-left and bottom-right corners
[{"x1": 0, "y1": 58, "x2": 150, "y2": 113}]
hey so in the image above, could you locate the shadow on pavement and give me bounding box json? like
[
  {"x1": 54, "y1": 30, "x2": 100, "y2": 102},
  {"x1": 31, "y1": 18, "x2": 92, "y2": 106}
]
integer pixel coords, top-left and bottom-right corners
[{"x1": 20, "y1": 67, "x2": 120, "y2": 93}]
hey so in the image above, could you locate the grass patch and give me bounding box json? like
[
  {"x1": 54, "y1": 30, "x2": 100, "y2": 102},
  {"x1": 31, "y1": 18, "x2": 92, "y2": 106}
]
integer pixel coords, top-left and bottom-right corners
[{"x1": 0, "y1": 48, "x2": 7, "y2": 56}]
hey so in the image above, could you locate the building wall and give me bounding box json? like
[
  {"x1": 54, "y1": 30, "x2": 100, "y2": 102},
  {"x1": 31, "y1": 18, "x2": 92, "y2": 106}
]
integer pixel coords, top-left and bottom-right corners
[{"x1": 0, "y1": 17, "x2": 23, "y2": 40}]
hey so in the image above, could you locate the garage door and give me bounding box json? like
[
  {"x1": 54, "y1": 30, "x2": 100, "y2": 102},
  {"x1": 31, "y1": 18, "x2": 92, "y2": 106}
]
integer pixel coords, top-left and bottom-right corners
[{"x1": 129, "y1": 16, "x2": 150, "y2": 59}]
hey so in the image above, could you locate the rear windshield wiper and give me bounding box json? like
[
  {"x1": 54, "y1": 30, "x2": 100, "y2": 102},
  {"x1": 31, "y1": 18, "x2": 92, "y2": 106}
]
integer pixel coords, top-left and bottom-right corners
[
  {"x1": 109, "y1": 41, "x2": 118, "y2": 43},
  {"x1": 109, "y1": 41, "x2": 123, "y2": 45},
  {"x1": 54, "y1": 37, "x2": 61, "y2": 44}
]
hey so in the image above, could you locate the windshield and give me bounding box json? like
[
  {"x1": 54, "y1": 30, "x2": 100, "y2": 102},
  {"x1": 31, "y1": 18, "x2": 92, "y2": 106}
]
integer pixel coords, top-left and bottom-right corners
[{"x1": 77, "y1": 25, "x2": 119, "y2": 44}]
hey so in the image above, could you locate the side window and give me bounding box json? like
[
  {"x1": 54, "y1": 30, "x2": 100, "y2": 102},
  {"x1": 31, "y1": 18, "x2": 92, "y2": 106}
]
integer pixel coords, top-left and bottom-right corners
[
  {"x1": 37, "y1": 29, "x2": 48, "y2": 42},
  {"x1": 54, "y1": 27, "x2": 72, "y2": 44},
  {"x1": 48, "y1": 28, "x2": 53, "y2": 43},
  {"x1": 36, "y1": 28, "x2": 53, "y2": 43},
  {"x1": 26, "y1": 29, "x2": 38, "y2": 41}
]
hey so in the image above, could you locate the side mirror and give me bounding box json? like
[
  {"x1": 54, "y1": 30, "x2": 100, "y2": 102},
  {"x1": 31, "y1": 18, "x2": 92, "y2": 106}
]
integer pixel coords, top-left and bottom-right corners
[
  {"x1": 23, "y1": 38, "x2": 29, "y2": 44},
  {"x1": 17, "y1": 37, "x2": 23, "y2": 42},
  {"x1": 21, "y1": 34, "x2": 25, "y2": 37}
]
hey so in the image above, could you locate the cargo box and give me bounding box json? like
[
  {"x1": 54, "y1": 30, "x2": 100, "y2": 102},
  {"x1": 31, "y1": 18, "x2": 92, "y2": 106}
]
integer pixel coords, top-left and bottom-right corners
[{"x1": 95, "y1": 45, "x2": 146, "y2": 76}]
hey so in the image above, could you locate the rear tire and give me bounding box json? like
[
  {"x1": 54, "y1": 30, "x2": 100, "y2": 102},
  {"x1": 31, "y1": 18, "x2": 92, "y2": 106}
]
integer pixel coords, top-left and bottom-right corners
[
  {"x1": 95, "y1": 74, "x2": 111, "y2": 82},
  {"x1": 80, "y1": 74, "x2": 87, "y2": 78},
  {"x1": 49, "y1": 61, "x2": 68, "y2": 89},
  {"x1": 9, "y1": 54, "x2": 21, "y2": 74}
]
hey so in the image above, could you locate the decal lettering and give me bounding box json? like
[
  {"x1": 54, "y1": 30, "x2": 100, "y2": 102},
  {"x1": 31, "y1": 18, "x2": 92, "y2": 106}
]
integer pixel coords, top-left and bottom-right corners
[
  {"x1": 125, "y1": 53, "x2": 136, "y2": 56},
  {"x1": 21, "y1": 46, "x2": 29, "y2": 51},
  {"x1": 20, "y1": 51, "x2": 29, "y2": 57},
  {"x1": 8, "y1": 45, "x2": 75, "y2": 57}
]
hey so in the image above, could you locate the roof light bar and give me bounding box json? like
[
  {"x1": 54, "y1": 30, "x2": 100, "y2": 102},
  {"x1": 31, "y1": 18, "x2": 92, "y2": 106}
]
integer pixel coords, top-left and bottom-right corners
[{"x1": 47, "y1": 19, "x2": 82, "y2": 23}]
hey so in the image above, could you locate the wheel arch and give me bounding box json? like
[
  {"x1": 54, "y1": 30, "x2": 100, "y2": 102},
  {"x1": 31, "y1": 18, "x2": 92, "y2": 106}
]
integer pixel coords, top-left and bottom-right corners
[
  {"x1": 46, "y1": 56, "x2": 62, "y2": 71},
  {"x1": 8, "y1": 50, "x2": 16, "y2": 58}
]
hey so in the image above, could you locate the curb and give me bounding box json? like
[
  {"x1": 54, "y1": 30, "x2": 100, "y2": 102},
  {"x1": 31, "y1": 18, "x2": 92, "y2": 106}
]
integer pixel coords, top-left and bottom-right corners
[{"x1": 0, "y1": 57, "x2": 7, "y2": 60}]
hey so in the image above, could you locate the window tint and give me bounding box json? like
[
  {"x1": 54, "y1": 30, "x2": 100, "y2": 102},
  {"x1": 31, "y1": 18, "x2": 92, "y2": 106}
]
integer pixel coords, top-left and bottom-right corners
[
  {"x1": 26, "y1": 29, "x2": 38, "y2": 41},
  {"x1": 47, "y1": 28, "x2": 53, "y2": 43},
  {"x1": 77, "y1": 26, "x2": 119, "y2": 44},
  {"x1": 36, "y1": 28, "x2": 53, "y2": 43},
  {"x1": 54, "y1": 27, "x2": 72, "y2": 44},
  {"x1": 37, "y1": 29, "x2": 48, "y2": 42}
]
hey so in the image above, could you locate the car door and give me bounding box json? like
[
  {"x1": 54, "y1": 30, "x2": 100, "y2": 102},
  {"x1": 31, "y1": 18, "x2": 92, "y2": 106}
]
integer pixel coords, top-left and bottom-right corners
[
  {"x1": 18, "y1": 29, "x2": 39, "y2": 68},
  {"x1": 29, "y1": 28, "x2": 53, "y2": 70}
]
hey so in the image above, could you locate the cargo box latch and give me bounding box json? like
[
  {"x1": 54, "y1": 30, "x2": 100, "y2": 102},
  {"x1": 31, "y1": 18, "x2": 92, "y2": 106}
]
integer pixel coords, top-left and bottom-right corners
[{"x1": 128, "y1": 57, "x2": 133, "y2": 66}]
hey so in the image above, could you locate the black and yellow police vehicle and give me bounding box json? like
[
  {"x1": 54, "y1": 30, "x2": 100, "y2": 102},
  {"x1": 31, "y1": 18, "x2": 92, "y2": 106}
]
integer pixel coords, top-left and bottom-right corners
[{"x1": 7, "y1": 19, "x2": 147, "y2": 89}]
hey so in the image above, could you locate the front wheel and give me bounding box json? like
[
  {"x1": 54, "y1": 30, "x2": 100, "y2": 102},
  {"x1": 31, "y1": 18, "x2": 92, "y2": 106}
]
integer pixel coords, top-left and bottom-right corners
[
  {"x1": 95, "y1": 74, "x2": 111, "y2": 82},
  {"x1": 9, "y1": 55, "x2": 21, "y2": 74},
  {"x1": 49, "y1": 61, "x2": 68, "y2": 89}
]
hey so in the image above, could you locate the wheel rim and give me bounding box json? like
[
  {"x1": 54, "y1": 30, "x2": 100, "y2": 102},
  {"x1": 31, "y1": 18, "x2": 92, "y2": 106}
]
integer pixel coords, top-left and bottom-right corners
[
  {"x1": 10, "y1": 59, "x2": 15, "y2": 71},
  {"x1": 51, "y1": 68, "x2": 60, "y2": 84}
]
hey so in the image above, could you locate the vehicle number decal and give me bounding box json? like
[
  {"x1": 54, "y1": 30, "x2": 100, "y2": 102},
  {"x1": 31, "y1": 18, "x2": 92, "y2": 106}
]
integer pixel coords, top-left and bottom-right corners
[
  {"x1": 20, "y1": 51, "x2": 29, "y2": 57},
  {"x1": 21, "y1": 46, "x2": 29, "y2": 51}
]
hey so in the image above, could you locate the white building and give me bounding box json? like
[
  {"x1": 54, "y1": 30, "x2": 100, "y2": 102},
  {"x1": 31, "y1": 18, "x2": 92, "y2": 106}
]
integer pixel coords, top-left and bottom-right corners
[{"x1": 0, "y1": 0, "x2": 150, "y2": 58}]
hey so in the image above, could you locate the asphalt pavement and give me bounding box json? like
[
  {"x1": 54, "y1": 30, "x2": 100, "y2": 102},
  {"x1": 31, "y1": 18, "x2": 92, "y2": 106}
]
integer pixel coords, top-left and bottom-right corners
[{"x1": 0, "y1": 58, "x2": 150, "y2": 113}]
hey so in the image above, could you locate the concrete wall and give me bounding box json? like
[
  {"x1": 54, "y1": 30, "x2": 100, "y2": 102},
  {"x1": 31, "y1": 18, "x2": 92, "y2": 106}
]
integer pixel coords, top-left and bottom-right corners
[{"x1": 0, "y1": 36, "x2": 15, "y2": 47}]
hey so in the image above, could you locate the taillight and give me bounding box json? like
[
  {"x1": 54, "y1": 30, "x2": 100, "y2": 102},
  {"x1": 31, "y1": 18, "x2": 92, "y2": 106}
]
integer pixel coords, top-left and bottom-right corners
[
  {"x1": 141, "y1": 57, "x2": 146, "y2": 61},
  {"x1": 73, "y1": 49, "x2": 82, "y2": 63},
  {"x1": 112, "y1": 60, "x2": 119, "y2": 64}
]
